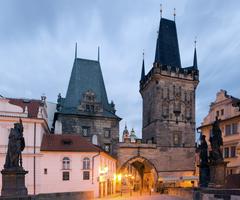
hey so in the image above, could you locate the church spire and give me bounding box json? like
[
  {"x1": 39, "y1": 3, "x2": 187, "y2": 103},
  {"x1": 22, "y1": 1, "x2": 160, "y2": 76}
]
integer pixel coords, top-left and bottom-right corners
[
  {"x1": 75, "y1": 42, "x2": 77, "y2": 59},
  {"x1": 193, "y1": 39, "x2": 198, "y2": 69},
  {"x1": 141, "y1": 51, "x2": 145, "y2": 81}
]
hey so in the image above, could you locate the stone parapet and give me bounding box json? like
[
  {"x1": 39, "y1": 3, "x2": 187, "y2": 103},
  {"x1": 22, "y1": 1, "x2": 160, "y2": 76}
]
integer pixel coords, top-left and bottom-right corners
[{"x1": 0, "y1": 191, "x2": 94, "y2": 200}]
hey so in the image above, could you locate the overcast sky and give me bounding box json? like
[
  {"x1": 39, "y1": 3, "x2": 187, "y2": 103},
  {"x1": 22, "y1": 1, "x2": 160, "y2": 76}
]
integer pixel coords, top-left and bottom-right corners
[{"x1": 0, "y1": 0, "x2": 240, "y2": 138}]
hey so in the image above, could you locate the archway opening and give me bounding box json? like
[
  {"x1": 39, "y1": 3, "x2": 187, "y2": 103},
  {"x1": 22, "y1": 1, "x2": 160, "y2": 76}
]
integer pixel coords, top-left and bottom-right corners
[{"x1": 118, "y1": 156, "x2": 158, "y2": 194}]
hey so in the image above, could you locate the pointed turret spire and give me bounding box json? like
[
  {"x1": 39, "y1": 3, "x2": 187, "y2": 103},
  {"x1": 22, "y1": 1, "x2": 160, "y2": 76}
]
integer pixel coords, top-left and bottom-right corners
[
  {"x1": 193, "y1": 39, "x2": 198, "y2": 69},
  {"x1": 75, "y1": 42, "x2": 77, "y2": 59},
  {"x1": 98, "y1": 46, "x2": 100, "y2": 62},
  {"x1": 154, "y1": 16, "x2": 181, "y2": 68},
  {"x1": 141, "y1": 50, "x2": 145, "y2": 81}
]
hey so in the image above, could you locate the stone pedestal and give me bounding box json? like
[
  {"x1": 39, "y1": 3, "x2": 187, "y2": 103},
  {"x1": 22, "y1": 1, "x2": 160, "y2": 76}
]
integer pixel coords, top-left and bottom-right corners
[
  {"x1": 199, "y1": 166, "x2": 210, "y2": 187},
  {"x1": 209, "y1": 161, "x2": 228, "y2": 187},
  {"x1": 1, "y1": 169, "x2": 28, "y2": 197}
]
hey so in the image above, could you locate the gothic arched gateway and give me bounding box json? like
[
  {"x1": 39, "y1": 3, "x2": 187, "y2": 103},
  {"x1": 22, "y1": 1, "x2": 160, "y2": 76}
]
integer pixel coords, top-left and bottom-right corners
[{"x1": 119, "y1": 156, "x2": 158, "y2": 193}]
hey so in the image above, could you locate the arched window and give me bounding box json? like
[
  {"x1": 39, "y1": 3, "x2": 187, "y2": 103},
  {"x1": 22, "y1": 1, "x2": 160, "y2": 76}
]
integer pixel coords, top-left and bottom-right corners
[
  {"x1": 62, "y1": 157, "x2": 70, "y2": 170},
  {"x1": 83, "y1": 157, "x2": 90, "y2": 170}
]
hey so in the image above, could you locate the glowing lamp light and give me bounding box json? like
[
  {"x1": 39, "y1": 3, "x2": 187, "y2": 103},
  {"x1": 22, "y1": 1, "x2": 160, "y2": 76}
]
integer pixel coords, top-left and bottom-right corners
[{"x1": 117, "y1": 174, "x2": 122, "y2": 182}]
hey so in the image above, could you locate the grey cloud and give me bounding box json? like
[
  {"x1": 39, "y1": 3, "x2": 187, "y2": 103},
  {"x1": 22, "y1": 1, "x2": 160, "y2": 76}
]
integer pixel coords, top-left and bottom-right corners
[{"x1": 0, "y1": 0, "x2": 240, "y2": 138}]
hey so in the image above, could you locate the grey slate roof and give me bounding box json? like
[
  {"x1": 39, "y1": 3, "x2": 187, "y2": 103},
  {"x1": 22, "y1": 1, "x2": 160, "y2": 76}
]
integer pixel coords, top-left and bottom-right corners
[
  {"x1": 155, "y1": 18, "x2": 181, "y2": 68},
  {"x1": 60, "y1": 58, "x2": 120, "y2": 119}
]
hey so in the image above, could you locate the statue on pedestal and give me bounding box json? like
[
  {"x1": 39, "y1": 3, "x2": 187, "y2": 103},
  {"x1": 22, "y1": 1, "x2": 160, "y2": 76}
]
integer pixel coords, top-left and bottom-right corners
[
  {"x1": 208, "y1": 117, "x2": 227, "y2": 187},
  {"x1": 4, "y1": 119, "x2": 25, "y2": 170},
  {"x1": 209, "y1": 117, "x2": 223, "y2": 163},
  {"x1": 1, "y1": 118, "x2": 28, "y2": 197},
  {"x1": 198, "y1": 135, "x2": 210, "y2": 187}
]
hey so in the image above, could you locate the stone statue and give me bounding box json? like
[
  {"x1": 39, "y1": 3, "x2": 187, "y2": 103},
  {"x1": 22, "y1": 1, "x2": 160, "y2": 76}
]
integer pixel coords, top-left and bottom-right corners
[
  {"x1": 4, "y1": 119, "x2": 25, "y2": 170},
  {"x1": 198, "y1": 134, "x2": 210, "y2": 187},
  {"x1": 199, "y1": 135, "x2": 208, "y2": 167},
  {"x1": 209, "y1": 117, "x2": 223, "y2": 163}
]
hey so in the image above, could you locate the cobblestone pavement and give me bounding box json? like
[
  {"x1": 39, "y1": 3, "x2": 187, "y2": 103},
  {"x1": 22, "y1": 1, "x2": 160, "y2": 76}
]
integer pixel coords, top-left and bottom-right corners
[{"x1": 97, "y1": 193, "x2": 184, "y2": 200}]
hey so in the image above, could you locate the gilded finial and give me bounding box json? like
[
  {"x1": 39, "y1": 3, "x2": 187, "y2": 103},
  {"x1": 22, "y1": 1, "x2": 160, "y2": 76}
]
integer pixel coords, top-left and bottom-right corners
[
  {"x1": 98, "y1": 46, "x2": 100, "y2": 62},
  {"x1": 75, "y1": 42, "x2": 77, "y2": 59},
  {"x1": 160, "y1": 4, "x2": 163, "y2": 18},
  {"x1": 143, "y1": 49, "x2": 145, "y2": 59},
  {"x1": 174, "y1": 8, "x2": 176, "y2": 21}
]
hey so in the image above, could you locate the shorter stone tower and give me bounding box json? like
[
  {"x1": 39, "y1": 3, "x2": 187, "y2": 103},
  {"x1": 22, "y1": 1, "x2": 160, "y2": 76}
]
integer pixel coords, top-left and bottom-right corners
[{"x1": 53, "y1": 46, "x2": 121, "y2": 156}]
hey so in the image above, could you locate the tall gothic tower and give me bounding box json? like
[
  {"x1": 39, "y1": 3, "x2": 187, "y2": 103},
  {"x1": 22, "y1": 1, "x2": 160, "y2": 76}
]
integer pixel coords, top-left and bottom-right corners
[{"x1": 140, "y1": 17, "x2": 199, "y2": 148}]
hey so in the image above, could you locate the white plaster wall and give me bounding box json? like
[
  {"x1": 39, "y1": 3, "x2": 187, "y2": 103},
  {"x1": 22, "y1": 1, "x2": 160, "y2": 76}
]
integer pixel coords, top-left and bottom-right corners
[{"x1": 39, "y1": 152, "x2": 116, "y2": 198}]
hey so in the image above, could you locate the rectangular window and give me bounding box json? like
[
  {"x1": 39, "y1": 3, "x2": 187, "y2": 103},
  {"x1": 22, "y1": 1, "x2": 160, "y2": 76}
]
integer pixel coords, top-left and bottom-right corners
[
  {"x1": 82, "y1": 126, "x2": 90, "y2": 137},
  {"x1": 221, "y1": 109, "x2": 224, "y2": 116},
  {"x1": 44, "y1": 168, "x2": 47, "y2": 175},
  {"x1": 216, "y1": 110, "x2": 219, "y2": 117},
  {"x1": 225, "y1": 125, "x2": 231, "y2": 136},
  {"x1": 62, "y1": 171, "x2": 70, "y2": 181},
  {"x1": 104, "y1": 129, "x2": 111, "y2": 138},
  {"x1": 83, "y1": 171, "x2": 90, "y2": 180},
  {"x1": 231, "y1": 146, "x2": 236, "y2": 157},
  {"x1": 232, "y1": 123, "x2": 238, "y2": 135},
  {"x1": 224, "y1": 147, "x2": 229, "y2": 158},
  {"x1": 104, "y1": 144, "x2": 110, "y2": 152},
  {"x1": 173, "y1": 132, "x2": 181, "y2": 146},
  {"x1": 86, "y1": 104, "x2": 90, "y2": 112}
]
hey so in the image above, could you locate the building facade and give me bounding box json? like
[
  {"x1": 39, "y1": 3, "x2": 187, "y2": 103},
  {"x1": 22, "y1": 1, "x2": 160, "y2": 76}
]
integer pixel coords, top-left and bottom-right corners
[
  {"x1": 0, "y1": 97, "x2": 117, "y2": 198},
  {"x1": 53, "y1": 50, "x2": 121, "y2": 156},
  {"x1": 198, "y1": 90, "x2": 240, "y2": 175},
  {"x1": 0, "y1": 96, "x2": 49, "y2": 194}
]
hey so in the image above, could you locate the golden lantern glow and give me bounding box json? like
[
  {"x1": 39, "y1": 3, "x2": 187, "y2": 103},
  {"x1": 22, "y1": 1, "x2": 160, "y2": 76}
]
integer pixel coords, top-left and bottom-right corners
[{"x1": 117, "y1": 174, "x2": 122, "y2": 182}]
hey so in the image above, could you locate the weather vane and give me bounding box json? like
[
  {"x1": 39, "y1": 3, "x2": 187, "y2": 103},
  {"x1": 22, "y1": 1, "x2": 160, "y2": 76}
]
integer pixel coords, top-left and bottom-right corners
[
  {"x1": 160, "y1": 4, "x2": 162, "y2": 18},
  {"x1": 174, "y1": 8, "x2": 176, "y2": 21}
]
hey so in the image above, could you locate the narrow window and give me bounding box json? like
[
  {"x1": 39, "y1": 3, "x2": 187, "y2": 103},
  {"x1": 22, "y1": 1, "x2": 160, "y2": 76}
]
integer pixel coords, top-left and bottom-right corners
[
  {"x1": 216, "y1": 110, "x2": 219, "y2": 117},
  {"x1": 62, "y1": 171, "x2": 70, "y2": 181},
  {"x1": 83, "y1": 157, "x2": 90, "y2": 170},
  {"x1": 82, "y1": 126, "x2": 90, "y2": 137},
  {"x1": 104, "y1": 144, "x2": 110, "y2": 152},
  {"x1": 44, "y1": 168, "x2": 47, "y2": 175},
  {"x1": 225, "y1": 125, "x2": 231, "y2": 136},
  {"x1": 83, "y1": 171, "x2": 90, "y2": 180},
  {"x1": 232, "y1": 123, "x2": 238, "y2": 135},
  {"x1": 224, "y1": 147, "x2": 229, "y2": 158},
  {"x1": 221, "y1": 109, "x2": 224, "y2": 116},
  {"x1": 62, "y1": 157, "x2": 70, "y2": 170},
  {"x1": 231, "y1": 146, "x2": 236, "y2": 157},
  {"x1": 104, "y1": 129, "x2": 111, "y2": 138}
]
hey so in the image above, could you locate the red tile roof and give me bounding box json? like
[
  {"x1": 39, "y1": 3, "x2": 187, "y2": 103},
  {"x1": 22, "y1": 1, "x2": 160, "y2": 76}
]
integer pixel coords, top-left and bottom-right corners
[
  {"x1": 8, "y1": 98, "x2": 44, "y2": 118},
  {"x1": 41, "y1": 134, "x2": 102, "y2": 152}
]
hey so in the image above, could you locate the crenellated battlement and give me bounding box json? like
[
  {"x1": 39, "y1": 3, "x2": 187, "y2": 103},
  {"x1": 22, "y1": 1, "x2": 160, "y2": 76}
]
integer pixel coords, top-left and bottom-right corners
[{"x1": 140, "y1": 63, "x2": 199, "y2": 90}]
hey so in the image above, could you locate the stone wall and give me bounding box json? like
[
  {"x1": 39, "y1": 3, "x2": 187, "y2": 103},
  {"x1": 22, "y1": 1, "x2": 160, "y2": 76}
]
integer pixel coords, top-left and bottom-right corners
[
  {"x1": 59, "y1": 114, "x2": 119, "y2": 156},
  {"x1": 0, "y1": 191, "x2": 94, "y2": 200},
  {"x1": 118, "y1": 143, "x2": 195, "y2": 172},
  {"x1": 168, "y1": 188, "x2": 194, "y2": 200},
  {"x1": 194, "y1": 188, "x2": 240, "y2": 200}
]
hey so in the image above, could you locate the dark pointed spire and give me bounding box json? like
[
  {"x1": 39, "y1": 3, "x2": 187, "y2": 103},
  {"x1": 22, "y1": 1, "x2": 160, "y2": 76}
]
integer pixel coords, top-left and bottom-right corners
[
  {"x1": 193, "y1": 39, "x2": 198, "y2": 69},
  {"x1": 98, "y1": 46, "x2": 100, "y2": 62},
  {"x1": 154, "y1": 17, "x2": 181, "y2": 68},
  {"x1": 174, "y1": 8, "x2": 176, "y2": 21},
  {"x1": 141, "y1": 50, "x2": 145, "y2": 81},
  {"x1": 75, "y1": 42, "x2": 77, "y2": 59}
]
